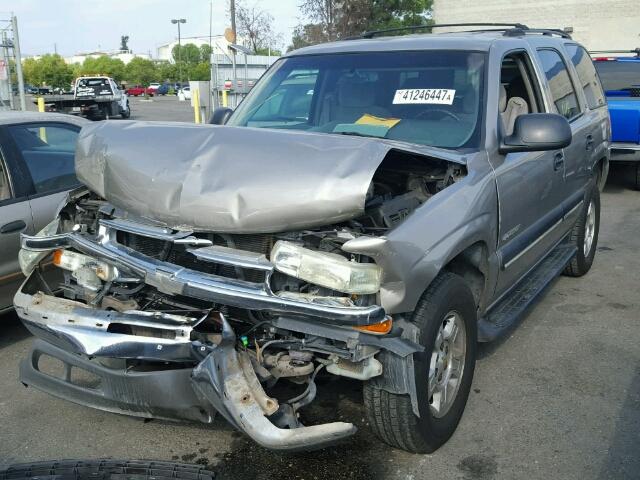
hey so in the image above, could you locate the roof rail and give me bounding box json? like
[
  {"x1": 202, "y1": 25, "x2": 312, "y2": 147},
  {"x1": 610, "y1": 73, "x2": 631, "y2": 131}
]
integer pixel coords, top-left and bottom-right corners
[
  {"x1": 589, "y1": 48, "x2": 640, "y2": 57},
  {"x1": 357, "y1": 22, "x2": 529, "y2": 39},
  {"x1": 504, "y1": 28, "x2": 572, "y2": 39}
]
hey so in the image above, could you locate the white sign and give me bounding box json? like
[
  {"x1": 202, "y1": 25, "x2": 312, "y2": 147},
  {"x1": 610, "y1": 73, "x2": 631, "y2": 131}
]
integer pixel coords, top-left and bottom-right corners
[{"x1": 393, "y1": 88, "x2": 456, "y2": 105}]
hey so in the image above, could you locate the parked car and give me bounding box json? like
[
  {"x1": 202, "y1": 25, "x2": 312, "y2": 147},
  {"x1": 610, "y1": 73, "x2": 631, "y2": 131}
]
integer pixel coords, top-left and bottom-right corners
[
  {"x1": 155, "y1": 83, "x2": 170, "y2": 95},
  {"x1": 0, "y1": 111, "x2": 88, "y2": 312},
  {"x1": 148, "y1": 82, "x2": 161, "y2": 92},
  {"x1": 592, "y1": 49, "x2": 640, "y2": 189},
  {"x1": 177, "y1": 86, "x2": 191, "y2": 100},
  {"x1": 15, "y1": 24, "x2": 609, "y2": 454},
  {"x1": 125, "y1": 85, "x2": 154, "y2": 97},
  {"x1": 24, "y1": 85, "x2": 38, "y2": 95}
]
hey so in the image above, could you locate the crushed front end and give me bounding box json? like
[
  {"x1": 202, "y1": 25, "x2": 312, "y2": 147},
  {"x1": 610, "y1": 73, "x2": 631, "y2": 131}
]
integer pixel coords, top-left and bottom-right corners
[{"x1": 15, "y1": 188, "x2": 430, "y2": 451}]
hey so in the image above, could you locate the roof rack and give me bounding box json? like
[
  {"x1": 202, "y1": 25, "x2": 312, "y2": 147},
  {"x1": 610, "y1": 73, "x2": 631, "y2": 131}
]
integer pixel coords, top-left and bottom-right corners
[
  {"x1": 353, "y1": 23, "x2": 572, "y2": 40},
  {"x1": 589, "y1": 48, "x2": 640, "y2": 57},
  {"x1": 357, "y1": 22, "x2": 529, "y2": 39}
]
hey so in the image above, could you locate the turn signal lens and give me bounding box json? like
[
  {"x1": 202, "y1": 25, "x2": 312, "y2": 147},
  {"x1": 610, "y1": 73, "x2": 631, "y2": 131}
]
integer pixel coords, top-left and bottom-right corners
[{"x1": 353, "y1": 317, "x2": 393, "y2": 335}]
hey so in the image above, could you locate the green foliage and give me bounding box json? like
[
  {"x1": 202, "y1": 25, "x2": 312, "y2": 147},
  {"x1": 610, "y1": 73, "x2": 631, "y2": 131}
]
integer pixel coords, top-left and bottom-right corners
[
  {"x1": 157, "y1": 61, "x2": 178, "y2": 82},
  {"x1": 189, "y1": 62, "x2": 211, "y2": 81},
  {"x1": 171, "y1": 43, "x2": 202, "y2": 64},
  {"x1": 289, "y1": 0, "x2": 432, "y2": 50},
  {"x1": 79, "y1": 55, "x2": 126, "y2": 81},
  {"x1": 254, "y1": 47, "x2": 282, "y2": 56},
  {"x1": 199, "y1": 44, "x2": 213, "y2": 62},
  {"x1": 125, "y1": 57, "x2": 157, "y2": 85},
  {"x1": 22, "y1": 54, "x2": 74, "y2": 89}
]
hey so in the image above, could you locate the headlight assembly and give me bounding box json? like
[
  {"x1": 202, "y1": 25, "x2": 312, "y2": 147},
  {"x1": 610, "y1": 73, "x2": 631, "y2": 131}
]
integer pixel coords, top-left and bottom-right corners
[
  {"x1": 18, "y1": 218, "x2": 60, "y2": 276},
  {"x1": 270, "y1": 240, "x2": 381, "y2": 294}
]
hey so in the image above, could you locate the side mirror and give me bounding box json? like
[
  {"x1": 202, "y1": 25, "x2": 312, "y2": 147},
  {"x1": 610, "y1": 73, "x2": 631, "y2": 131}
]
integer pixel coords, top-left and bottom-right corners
[
  {"x1": 500, "y1": 113, "x2": 572, "y2": 154},
  {"x1": 209, "y1": 107, "x2": 233, "y2": 125}
]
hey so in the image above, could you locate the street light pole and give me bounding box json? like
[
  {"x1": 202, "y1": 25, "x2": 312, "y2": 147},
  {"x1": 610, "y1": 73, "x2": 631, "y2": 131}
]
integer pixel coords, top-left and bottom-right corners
[{"x1": 171, "y1": 18, "x2": 186, "y2": 83}]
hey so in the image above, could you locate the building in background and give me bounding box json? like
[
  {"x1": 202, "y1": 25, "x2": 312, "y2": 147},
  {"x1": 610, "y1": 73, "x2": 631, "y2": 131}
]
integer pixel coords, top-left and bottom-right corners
[
  {"x1": 25, "y1": 50, "x2": 151, "y2": 64},
  {"x1": 432, "y1": 0, "x2": 640, "y2": 51}
]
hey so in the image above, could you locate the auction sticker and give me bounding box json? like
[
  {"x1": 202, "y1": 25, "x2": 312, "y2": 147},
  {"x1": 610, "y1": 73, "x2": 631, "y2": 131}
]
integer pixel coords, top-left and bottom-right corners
[{"x1": 393, "y1": 88, "x2": 455, "y2": 105}]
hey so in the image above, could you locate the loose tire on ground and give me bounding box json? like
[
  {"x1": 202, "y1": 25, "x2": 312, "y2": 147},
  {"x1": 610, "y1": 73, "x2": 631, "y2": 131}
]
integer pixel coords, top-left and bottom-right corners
[
  {"x1": 564, "y1": 184, "x2": 600, "y2": 277},
  {"x1": 364, "y1": 272, "x2": 477, "y2": 453}
]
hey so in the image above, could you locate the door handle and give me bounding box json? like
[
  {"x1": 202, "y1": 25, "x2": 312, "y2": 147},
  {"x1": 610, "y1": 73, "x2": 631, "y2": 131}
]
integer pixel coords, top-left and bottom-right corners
[
  {"x1": 586, "y1": 134, "x2": 594, "y2": 151},
  {"x1": 0, "y1": 220, "x2": 27, "y2": 234},
  {"x1": 553, "y1": 153, "x2": 564, "y2": 171}
]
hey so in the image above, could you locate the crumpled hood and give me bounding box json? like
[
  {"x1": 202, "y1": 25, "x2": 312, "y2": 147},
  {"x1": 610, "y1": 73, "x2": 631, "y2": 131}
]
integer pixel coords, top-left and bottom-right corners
[{"x1": 75, "y1": 121, "x2": 464, "y2": 233}]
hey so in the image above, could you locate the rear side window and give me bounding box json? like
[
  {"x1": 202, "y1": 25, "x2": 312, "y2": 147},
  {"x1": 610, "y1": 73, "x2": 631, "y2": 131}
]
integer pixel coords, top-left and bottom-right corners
[
  {"x1": 0, "y1": 158, "x2": 11, "y2": 201},
  {"x1": 7, "y1": 123, "x2": 80, "y2": 194},
  {"x1": 537, "y1": 49, "x2": 581, "y2": 120},
  {"x1": 565, "y1": 44, "x2": 606, "y2": 108}
]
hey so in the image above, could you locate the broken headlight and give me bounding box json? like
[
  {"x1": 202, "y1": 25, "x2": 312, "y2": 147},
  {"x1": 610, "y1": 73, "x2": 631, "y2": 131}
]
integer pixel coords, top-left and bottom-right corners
[
  {"x1": 270, "y1": 240, "x2": 381, "y2": 294},
  {"x1": 18, "y1": 218, "x2": 60, "y2": 275}
]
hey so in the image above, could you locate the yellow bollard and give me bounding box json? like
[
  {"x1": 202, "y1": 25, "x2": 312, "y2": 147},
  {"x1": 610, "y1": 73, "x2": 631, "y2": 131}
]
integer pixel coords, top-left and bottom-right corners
[
  {"x1": 222, "y1": 89, "x2": 228, "y2": 108},
  {"x1": 193, "y1": 88, "x2": 201, "y2": 124},
  {"x1": 37, "y1": 97, "x2": 47, "y2": 142}
]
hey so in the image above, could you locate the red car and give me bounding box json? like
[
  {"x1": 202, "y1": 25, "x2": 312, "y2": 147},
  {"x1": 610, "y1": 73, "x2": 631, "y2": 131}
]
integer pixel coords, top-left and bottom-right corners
[{"x1": 125, "y1": 85, "x2": 154, "y2": 97}]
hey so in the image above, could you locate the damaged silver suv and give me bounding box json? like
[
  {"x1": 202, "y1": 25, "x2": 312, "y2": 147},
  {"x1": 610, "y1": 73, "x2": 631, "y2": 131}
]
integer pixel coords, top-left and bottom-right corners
[{"x1": 15, "y1": 24, "x2": 610, "y2": 453}]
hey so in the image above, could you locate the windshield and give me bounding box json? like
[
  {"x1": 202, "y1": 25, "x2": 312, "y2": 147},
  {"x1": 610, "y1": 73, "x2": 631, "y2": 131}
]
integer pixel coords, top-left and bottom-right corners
[
  {"x1": 228, "y1": 51, "x2": 485, "y2": 149},
  {"x1": 593, "y1": 60, "x2": 640, "y2": 93}
]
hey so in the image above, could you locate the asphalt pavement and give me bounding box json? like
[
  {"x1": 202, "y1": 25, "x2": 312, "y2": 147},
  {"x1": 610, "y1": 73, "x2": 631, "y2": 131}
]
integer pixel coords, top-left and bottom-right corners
[{"x1": 1, "y1": 101, "x2": 639, "y2": 479}]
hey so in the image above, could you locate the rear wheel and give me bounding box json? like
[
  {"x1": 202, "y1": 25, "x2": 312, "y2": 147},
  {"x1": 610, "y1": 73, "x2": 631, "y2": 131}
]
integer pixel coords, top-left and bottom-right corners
[
  {"x1": 121, "y1": 104, "x2": 131, "y2": 119},
  {"x1": 634, "y1": 163, "x2": 640, "y2": 191},
  {"x1": 364, "y1": 272, "x2": 477, "y2": 453},
  {"x1": 564, "y1": 185, "x2": 600, "y2": 277}
]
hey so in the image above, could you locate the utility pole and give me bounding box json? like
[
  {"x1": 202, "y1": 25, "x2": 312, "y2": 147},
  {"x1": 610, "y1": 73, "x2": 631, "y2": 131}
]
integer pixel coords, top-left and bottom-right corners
[
  {"x1": 230, "y1": 0, "x2": 236, "y2": 40},
  {"x1": 12, "y1": 15, "x2": 26, "y2": 111}
]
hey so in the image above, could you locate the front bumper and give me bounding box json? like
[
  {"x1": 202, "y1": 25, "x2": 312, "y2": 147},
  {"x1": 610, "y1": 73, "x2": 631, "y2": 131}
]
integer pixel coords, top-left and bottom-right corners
[
  {"x1": 16, "y1": 276, "x2": 357, "y2": 451},
  {"x1": 610, "y1": 142, "x2": 640, "y2": 162}
]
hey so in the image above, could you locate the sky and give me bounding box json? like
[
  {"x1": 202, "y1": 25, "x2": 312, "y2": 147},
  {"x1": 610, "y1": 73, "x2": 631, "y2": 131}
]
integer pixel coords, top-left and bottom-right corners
[{"x1": 2, "y1": 0, "x2": 302, "y2": 57}]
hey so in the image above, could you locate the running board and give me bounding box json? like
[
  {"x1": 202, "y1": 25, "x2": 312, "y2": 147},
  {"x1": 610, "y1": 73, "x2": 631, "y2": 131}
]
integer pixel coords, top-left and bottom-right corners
[{"x1": 478, "y1": 244, "x2": 576, "y2": 342}]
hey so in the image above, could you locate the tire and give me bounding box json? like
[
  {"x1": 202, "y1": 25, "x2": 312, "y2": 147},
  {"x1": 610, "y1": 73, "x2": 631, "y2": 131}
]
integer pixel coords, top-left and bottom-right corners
[
  {"x1": 563, "y1": 184, "x2": 600, "y2": 277},
  {"x1": 634, "y1": 163, "x2": 640, "y2": 191},
  {"x1": 121, "y1": 104, "x2": 131, "y2": 119},
  {"x1": 364, "y1": 272, "x2": 477, "y2": 453},
  {"x1": 0, "y1": 460, "x2": 215, "y2": 480}
]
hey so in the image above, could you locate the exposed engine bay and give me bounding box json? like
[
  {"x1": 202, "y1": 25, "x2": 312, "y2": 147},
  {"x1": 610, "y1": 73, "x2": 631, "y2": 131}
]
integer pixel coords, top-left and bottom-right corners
[{"x1": 15, "y1": 142, "x2": 465, "y2": 450}]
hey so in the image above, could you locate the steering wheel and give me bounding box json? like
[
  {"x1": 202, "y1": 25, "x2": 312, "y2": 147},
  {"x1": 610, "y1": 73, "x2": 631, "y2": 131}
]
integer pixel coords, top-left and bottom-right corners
[{"x1": 416, "y1": 109, "x2": 461, "y2": 122}]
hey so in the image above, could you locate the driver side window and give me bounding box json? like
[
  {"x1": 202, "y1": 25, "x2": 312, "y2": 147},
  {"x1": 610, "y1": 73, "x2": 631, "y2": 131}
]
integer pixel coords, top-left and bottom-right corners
[{"x1": 499, "y1": 51, "x2": 544, "y2": 135}]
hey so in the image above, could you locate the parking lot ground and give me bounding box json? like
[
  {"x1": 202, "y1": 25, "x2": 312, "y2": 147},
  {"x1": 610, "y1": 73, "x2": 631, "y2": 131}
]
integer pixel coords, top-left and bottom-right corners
[
  {"x1": 24, "y1": 94, "x2": 195, "y2": 123},
  {"x1": 0, "y1": 166, "x2": 639, "y2": 480}
]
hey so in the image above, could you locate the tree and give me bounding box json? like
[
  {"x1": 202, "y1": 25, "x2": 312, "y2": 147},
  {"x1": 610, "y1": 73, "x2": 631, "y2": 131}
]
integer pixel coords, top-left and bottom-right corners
[
  {"x1": 199, "y1": 44, "x2": 213, "y2": 63},
  {"x1": 235, "y1": 1, "x2": 283, "y2": 53},
  {"x1": 189, "y1": 62, "x2": 211, "y2": 81},
  {"x1": 79, "y1": 56, "x2": 126, "y2": 81},
  {"x1": 289, "y1": 0, "x2": 432, "y2": 50},
  {"x1": 157, "y1": 61, "x2": 178, "y2": 82},
  {"x1": 172, "y1": 43, "x2": 201, "y2": 65},
  {"x1": 120, "y1": 35, "x2": 130, "y2": 52},
  {"x1": 22, "y1": 54, "x2": 74, "y2": 88},
  {"x1": 125, "y1": 57, "x2": 157, "y2": 85}
]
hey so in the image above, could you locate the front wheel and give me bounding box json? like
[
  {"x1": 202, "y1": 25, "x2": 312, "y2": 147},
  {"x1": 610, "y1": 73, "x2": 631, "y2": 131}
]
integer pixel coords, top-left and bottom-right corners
[
  {"x1": 564, "y1": 185, "x2": 600, "y2": 277},
  {"x1": 364, "y1": 272, "x2": 477, "y2": 453}
]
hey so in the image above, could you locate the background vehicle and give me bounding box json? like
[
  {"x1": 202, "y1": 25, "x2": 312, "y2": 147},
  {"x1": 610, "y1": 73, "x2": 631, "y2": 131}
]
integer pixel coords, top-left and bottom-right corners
[
  {"x1": 0, "y1": 111, "x2": 87, "y2": 311},
  {"x1": 125, "y1": 85, "x2": 154, "y2": 97},
  {"x1": 15, "y1": 24, "x2": 609, "y2": 454},
  {"x1": 155, "y1": 83, "x2": 170, "y2": 95},
  {"x1": 148, "y1": 82, "x2": 161, "y2": 92},
  {"x1": 593, "y1": 49, "x2": 640, "y2": 189},
  {"x1": 177, "y1": 86, "x2": 191, "y2": 100},
  {"x1": 39, "y1": 76, "x2": 130, "y2": 120}
]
